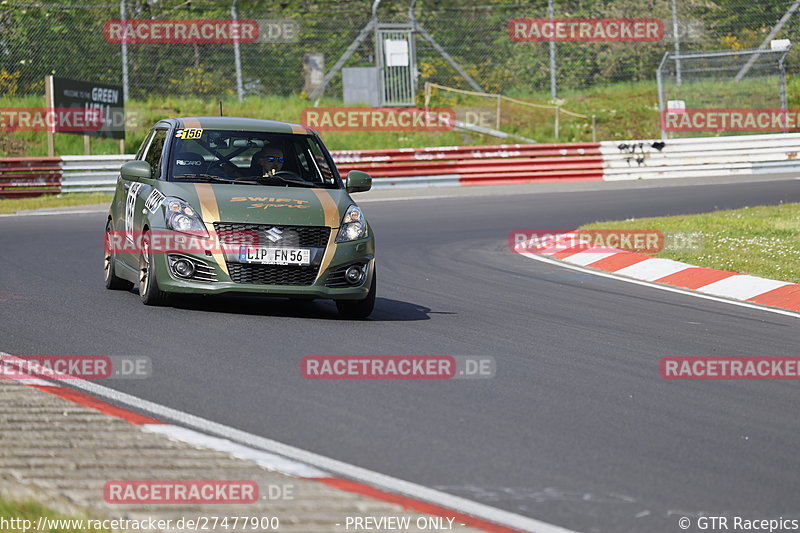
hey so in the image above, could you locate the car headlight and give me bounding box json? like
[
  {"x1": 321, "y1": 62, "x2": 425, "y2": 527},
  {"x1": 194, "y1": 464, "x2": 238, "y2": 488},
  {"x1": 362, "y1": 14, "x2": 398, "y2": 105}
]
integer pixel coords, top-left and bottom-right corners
[
  {"x1": 336, "y1": 205, "x2": 368, "y2": 243},
  {"x1": 164, "y1": 197, "x2": 208, "y2": 237}
]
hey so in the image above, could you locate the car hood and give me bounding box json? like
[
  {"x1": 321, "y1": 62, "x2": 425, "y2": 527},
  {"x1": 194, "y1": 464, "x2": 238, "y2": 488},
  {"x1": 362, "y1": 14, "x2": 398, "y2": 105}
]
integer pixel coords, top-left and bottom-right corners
[{"x1": 155, "y1": 182, "x2": 353, "y2": 228}]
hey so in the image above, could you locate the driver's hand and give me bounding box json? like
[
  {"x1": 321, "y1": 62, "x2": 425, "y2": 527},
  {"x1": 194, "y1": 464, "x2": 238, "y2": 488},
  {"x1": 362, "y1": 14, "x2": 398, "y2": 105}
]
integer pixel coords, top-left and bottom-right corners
[{"x1": 222, "y1": 163, "x2": 242, "y2": 178}]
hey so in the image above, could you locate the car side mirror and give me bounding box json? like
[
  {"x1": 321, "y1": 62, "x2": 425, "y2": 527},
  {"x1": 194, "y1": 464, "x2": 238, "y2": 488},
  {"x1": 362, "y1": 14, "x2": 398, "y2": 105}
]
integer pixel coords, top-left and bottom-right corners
[
  {"x1": 346, "y1": 170, "x2": 372, "y2": 193},
  {"x1": 121, "y1": 160, "x2": 152, "y2": 180}
]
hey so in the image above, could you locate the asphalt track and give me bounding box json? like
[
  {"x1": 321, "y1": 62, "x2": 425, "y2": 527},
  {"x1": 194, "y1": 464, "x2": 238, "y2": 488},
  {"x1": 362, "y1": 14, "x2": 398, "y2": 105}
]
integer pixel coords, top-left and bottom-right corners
[{"x1": 2, "y1": 176, "x2": 800, "y2": 533}]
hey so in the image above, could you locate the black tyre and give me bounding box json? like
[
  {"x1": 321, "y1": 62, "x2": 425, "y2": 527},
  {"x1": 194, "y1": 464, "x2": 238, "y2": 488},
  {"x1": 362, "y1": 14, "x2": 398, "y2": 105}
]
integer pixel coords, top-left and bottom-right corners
[
  {"x1": 104, "y1": 220, "x2": 134, "y2": 291},
  {"x1": 139, "y1": 231, "x2": 170, "y2": 306},
  {"x1": 336, "y1": 269, "x2": 376, "y2": 319}
]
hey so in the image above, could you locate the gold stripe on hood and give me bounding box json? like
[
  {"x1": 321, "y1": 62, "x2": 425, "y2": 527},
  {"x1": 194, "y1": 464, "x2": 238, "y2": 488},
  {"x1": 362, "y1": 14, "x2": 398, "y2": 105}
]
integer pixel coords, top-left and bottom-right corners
[
  {"x1": 194, "y1": 183, "x2": 228, "y2": 276},
  {"x1": 312, "y1": 189, "x2": 340, "y2": 282},
  {"x1": 312, "y1": 188, "x2": 339, "y2": 228}
]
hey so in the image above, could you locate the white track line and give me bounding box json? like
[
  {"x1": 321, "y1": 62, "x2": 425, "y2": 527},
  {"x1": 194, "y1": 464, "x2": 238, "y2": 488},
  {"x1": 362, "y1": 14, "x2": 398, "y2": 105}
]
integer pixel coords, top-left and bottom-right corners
[
  {"x1": 517, "y1": 251, "x2": 800, "y2": 320},
  {"x1": 1, "y1": 352, "x2": 578, "y2": 533}
]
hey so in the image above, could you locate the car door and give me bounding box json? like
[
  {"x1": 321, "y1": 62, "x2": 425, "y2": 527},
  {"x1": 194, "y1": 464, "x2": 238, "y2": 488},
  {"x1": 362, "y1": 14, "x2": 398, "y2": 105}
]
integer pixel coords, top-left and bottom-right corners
[{"x1": 118, "y1": 127, "x2": 169, "y2": 270}]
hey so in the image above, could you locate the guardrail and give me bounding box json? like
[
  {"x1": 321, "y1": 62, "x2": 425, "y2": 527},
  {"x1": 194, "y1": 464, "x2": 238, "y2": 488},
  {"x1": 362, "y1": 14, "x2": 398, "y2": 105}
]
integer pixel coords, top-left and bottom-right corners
[
  {"x1": 2, "y1": 133, "x2": 800, "y2": 197},
  {"x1": 0, "y1": 157, "x2": 62, "y2": 197},
  {"x1": 601, "y1": 133, "x2": 800, "y2": 180},
  {"x1": 335, "y1": 143, "x2": 603, "y2": 187}
]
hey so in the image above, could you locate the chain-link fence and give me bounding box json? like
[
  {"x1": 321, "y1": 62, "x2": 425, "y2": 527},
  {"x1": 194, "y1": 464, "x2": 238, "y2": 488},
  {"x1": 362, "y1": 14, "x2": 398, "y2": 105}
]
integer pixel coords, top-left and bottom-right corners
[
  {"x1": 1, "y1": 0, "x2": 798, "y2": 102},
  {"x1": 658, "y1": 47, "x2": 790, "y2": 137}
]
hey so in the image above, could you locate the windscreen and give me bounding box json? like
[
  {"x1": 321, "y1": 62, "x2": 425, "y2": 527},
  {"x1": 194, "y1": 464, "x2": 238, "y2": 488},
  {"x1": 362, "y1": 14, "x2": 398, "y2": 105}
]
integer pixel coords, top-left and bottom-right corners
[{"x1": 168, "y1": 129, "x2": 339, "y2": 189}]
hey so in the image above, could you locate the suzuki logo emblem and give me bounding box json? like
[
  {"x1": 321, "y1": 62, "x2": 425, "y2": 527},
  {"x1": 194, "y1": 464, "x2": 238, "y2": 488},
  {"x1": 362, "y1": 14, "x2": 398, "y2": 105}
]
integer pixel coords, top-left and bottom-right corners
[{"x1": 265, "y1": 227, "x2": 283, "y2": 243}]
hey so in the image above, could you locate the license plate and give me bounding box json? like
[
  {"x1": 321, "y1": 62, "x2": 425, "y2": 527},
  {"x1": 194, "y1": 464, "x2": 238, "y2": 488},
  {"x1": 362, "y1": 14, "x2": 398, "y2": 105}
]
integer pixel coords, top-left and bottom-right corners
[{"x1": 238, "y1": 246, "x2": 311, "y2": 266}]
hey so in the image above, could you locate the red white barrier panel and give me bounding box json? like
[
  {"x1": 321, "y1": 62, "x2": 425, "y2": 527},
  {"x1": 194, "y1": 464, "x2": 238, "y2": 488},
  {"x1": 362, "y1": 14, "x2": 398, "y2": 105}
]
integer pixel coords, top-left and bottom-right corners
[{"x1": 0, "y1": 157, "x2": 62, "y2": 197}]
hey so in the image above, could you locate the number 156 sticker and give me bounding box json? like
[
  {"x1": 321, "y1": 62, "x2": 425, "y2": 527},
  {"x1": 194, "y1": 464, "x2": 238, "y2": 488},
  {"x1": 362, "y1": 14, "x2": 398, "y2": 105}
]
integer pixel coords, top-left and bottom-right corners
[{"x1": 176, "y1": 128, "x2": 203, "y2": 139}]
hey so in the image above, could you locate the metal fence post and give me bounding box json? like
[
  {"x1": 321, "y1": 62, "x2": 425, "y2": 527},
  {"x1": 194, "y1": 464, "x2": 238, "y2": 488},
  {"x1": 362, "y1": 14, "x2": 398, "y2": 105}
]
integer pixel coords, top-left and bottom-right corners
[
  {"x1": 548, "y1": 0, "x2": 557, "y2": 100},
  {"x1": 656, "y1": 53, "x2": 668, "y2": 140},
  {"x1": 672, "y1": 0, "x2": 681, "y2": 86},
  {"x1": 554, "y1": 105, "x2": 559, "y2": 140},
  {"x1": 120, "y1": 0, "x2": 129, "y2": 102},
  {"x1": 231, "y1": 0, "x2": 244, "y2": 102},
  {"x1": 496, "y1": 94, "x2": 501, "y2": 130}
]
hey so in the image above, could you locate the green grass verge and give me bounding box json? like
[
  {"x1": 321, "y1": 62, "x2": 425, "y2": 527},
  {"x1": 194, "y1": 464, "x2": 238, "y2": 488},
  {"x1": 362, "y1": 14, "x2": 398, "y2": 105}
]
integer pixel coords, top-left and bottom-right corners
[
  {"x1": 0, "y1": 93, "x2": 507, "y2": 157},
  {"x1": 0, "y1": 79, "x2": 728, "y2": 157},
  {"x1": 3, "y1": 77, "x2": 800, "y2": 157},
  {"x1": 580, "y1": 202, "x2": 800, "y2": 284},
  {"x1": 0, "y1": 499, "x2": 106, "y2": 532},
  {"x1": 0, "y1": 193, "x2": 111, "y2": 214}
]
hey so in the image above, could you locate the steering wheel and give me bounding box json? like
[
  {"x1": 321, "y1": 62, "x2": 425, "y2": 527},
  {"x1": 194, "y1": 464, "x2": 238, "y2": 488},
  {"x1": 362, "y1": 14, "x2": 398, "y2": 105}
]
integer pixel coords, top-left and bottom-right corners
[
  {"x1": 271, "y1": 170, "x2": 301, "y2": 179},
  {"x1": 257, "y1": 170, "x2": 303, "y2": 182},
  {"x1": 207, "y1": 160, "x2": 240, "y2": 179}
]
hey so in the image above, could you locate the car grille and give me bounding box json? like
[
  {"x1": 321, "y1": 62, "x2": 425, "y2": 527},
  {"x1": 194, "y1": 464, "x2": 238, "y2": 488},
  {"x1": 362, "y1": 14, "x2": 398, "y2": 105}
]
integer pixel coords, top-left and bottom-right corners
[
  {"x1": 213, "y1": 223, "x2": 330, "y2": 248},
  {"x1": 214, "y1": 223, "x2": 329, "y2": 286},
  {"x1": 227, "y1": 263, "x2": 319, "y2": 286}
]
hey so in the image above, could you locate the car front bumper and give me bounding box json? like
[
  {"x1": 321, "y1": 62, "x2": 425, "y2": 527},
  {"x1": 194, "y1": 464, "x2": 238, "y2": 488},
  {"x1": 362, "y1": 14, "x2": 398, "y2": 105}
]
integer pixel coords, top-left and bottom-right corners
[{"x1": 151, "y1": 237, "x2": 375, "y2": 301}]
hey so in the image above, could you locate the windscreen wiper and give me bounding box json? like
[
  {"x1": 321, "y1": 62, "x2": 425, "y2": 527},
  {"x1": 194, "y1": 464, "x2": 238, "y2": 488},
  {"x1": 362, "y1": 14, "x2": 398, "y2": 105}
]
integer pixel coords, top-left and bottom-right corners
[
  {"x1": 171, "y1": 174, "x2": 236, "y2": 184},
  {"x1": 253, "y1": 175, "x2": 317, "y2": 188}
]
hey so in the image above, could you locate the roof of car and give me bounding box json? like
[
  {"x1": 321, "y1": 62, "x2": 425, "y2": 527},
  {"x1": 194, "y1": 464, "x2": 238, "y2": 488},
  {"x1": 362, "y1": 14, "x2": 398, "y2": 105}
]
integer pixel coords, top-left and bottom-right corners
[{"x1": 157, "y1": 117, "x2": 312, "y2": 135}]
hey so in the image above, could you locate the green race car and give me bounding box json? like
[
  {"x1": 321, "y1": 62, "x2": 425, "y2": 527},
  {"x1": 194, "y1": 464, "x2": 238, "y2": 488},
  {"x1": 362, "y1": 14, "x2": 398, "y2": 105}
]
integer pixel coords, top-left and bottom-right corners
[{"x1": 103, "y1": 117, "x2": 376, "y2": 319}]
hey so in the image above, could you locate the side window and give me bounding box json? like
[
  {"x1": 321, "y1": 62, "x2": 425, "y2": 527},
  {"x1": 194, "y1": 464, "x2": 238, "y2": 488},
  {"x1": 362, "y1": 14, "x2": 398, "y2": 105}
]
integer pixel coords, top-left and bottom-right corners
[
  {"x1": 144, "y1": 129, "x2": 168, "y2": 179},
  {"x1": 306, "y1": 137, "x2": 334, "y2": 183},
  {"x1": 136, "y1": 130, "x2": 155, "y2": 160}
]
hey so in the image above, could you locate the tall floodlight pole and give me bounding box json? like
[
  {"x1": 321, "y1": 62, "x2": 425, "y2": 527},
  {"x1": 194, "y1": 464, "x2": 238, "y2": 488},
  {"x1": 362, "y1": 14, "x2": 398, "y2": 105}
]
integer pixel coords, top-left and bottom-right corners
[
  {"x1": 231, "y1": 0, "x2": 244, "y2": 102},
  {"x1": 120, "y1": 0, "x2": 129, "y2": 102},
  {"x1": 548, "y1": 0, "x2": 557, "y2": 100},
  {"x1": 672, "y1": 0, "x2": 681, "y2": 86}
]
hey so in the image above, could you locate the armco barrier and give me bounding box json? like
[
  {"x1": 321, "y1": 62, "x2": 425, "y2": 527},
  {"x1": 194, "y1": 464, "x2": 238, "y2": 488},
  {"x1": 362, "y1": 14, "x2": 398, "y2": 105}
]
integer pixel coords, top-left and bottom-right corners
[
  {"x1": 335, "y1": 143, "x2": 604, "y2": 187},
  {"x1": 601, "y1": 133, "x2": 800, "y2": 180},
  {"x1": 60, "y1": 154, "x2": 134, "y2": 193},
  {"x1": 0, "y1": 157, "x2": 62, "y2": 197},
  {"x1": 2, "y1": 133, "x2": 800, "y2": 197}
]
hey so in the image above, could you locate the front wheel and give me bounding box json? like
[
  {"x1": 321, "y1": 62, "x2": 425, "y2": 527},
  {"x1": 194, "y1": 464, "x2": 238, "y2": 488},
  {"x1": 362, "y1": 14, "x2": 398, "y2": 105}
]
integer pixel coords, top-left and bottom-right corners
[
  {"x1": 336, "y1": 269, "x2": 376, "y2": 319},
  {"x1": 139, "y1": 231, "x2": 170, "y2": 306},
  {"x1": 104, "y1": 220, "x2": 134, "y2": 291}
]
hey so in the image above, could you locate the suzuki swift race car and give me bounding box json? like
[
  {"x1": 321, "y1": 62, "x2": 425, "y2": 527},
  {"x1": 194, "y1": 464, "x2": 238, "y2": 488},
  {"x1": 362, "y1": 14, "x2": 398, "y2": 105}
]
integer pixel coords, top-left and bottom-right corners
[{"x1": 103, "y1": 117, "x2": 376, "y2": 319}]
